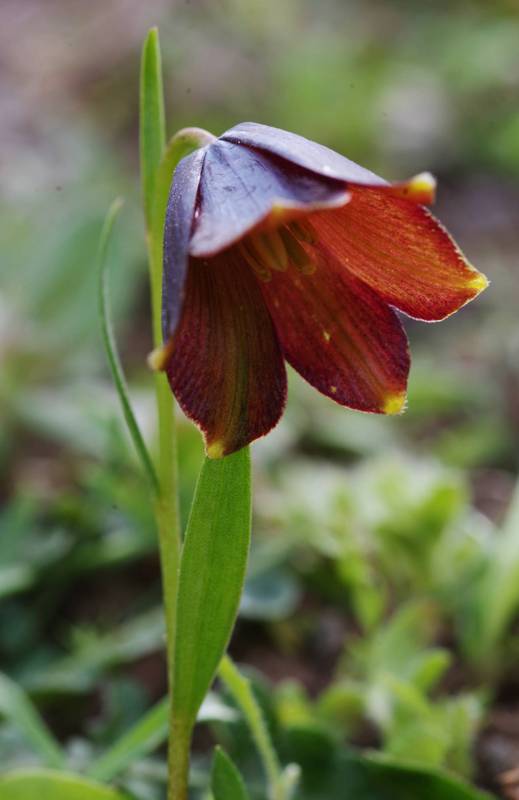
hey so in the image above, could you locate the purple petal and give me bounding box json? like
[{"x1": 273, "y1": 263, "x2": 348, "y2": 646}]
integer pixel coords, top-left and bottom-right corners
[
  {"x1": 221, "y1": 122, "x2": 387, "y2": 187},
  {"x1": 162, "y1": 146, "x2": 207, "y2": 339},
  {"x1": 189, "y1": 139, "x2": 349, "y2": 258}
]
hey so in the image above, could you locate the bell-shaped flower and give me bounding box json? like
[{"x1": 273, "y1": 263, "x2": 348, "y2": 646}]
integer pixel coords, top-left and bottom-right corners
[{"x1": 157, "y1": 123, "x2": 487, "y2": 457}]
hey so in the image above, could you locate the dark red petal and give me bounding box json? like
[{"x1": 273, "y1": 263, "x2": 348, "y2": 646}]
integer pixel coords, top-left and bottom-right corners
[
  {"x1": 260, "y1": 253, "x2": 410, "y2": 414},
  {"x1": 189, "y1": 139, "x2": 349, "y2": 258},
  {"x1": 164, "y1": 251, "x2": 287, "y2": 457},
  {"x1": 310, "y1": 187, "x2": 488, "y2": 322},
  {"x1": 162, "y1": 146, "x2": 207, "y2": 339}
]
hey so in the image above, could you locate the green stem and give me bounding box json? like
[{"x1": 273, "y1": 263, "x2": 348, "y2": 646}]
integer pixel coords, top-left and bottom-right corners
[
  {"x1": 140, "y1": 30, "x2": 218, "y2": 800},
  {"x1": 145, "y1": 127, "x2": 215, "y2": 800},
  {"x1": 219, "y1": 655, "x2": 282, "y2": 800},
  {"x1": 169, "y1": 719, "x2": 192, "y2": 800},
  {"x1": 144, "y1": 127, "x2": 180, "y2": 797},
  {"x1": 146, "y1": 225, "x2": 184, "y2": 799}
]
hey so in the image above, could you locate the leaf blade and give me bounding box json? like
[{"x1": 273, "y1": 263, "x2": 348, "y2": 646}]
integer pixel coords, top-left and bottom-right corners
[
  {"x1": 211, "y1": 747, "x2": 251, "y2": 800},
  {"x1": 87, "y1": 697, "x2": 168, "y2": 781},
  {"x1": 139, "y1": 27, "x2": 166, "y2": 228},
  {"x1": 0, "y1": 770, "x2": 130, "y2": 800},
  {"x1": 0, "y1": 673, "x2": 65, "y2": 768},
  {"x1": 97, "y1": 198, "x2": 159, "y2": 493},
  {"x1": 173, "y1": 448, "x2": 252, "y2": 728}
]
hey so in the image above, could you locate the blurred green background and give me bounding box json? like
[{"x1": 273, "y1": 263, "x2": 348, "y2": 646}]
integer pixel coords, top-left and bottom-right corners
[{"x1": 1, "y1": 1, "x2": 519, "y2": 797}]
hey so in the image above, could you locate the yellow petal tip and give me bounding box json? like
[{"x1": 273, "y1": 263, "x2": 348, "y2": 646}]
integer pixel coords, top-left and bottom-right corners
[
  {"x1": 411, "y1": 171, "x2": 436, "y2": 191},
  {"x1": 207, "y1": 440, "x2": 225, "y2": 459},
  {"x1": 468, "y1": 272, "x2": 489, "y2": 293},
  {"x1": 398, "y1": 172, "x2": 437, "y2": 203},
  {"x1": 383, "y1": 391, "x2": 407, "y2": 415}
]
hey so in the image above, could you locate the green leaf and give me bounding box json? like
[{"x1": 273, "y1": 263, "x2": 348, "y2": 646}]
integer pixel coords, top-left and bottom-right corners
[
  {"x1": 211, "y1": 747, "x2": 251, "y2": 800},
  {"x1": 97, "y1": 198, "x2": 159, "y2": 493},
  {"x1": 88, "y1": 697, "x2": 168, "y2": 782},
  {"x1": 0, "y1": 770, "x2": 130, "y2": 800},
  {"x1": 0, "y1": 673, "x2": 65, "y2": 768},
  {"x1": 219, "y1": 656, "x2": 282, "y2": 795},
  {"x1": 139, "y1": 27, "x2": 166, "y2": 227},
  {"x1": 345, "y1": 753, "x2": 493, "y2": 800},
  {"x1": 472, "y1": 479, "x2": 519, "y2": 662},
  {"x1": 173, "y1": 448, "x2": 252, "y2": 730},
  {"x1": 292, "y1": 750, "x2": 493, "y2": 800}
]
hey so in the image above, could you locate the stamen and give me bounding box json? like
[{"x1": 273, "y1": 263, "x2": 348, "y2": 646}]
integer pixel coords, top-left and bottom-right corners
[
  {"x1": 249, "y1": 231, "x2": 288, "y2": 272},
  {"x1": 290, "y1": 219, "x2": 316, "y2": 244},
  {"x1": 240, "y1": 243, "x2": 272, "y2": 282},
  {"x1": 280, "y1": 227, "x2": 316, "y2": 275}
]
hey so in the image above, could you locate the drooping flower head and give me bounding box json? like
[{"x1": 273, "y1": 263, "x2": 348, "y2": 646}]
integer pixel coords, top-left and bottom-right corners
[{"x1": 157, "y1": 123, "x2": 487, "y2": 457}]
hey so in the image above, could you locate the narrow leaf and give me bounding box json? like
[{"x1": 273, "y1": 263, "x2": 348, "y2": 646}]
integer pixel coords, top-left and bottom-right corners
[
  {"x1": 173, "y1": 448, "x2": 252, "y2": 729},
  {"x1": 140, "y1": 27, "x2": 166, "y2": 227},
  {"x1": 298, "y1": 751, "x2": 493, "y2": 800},
  {"x1": 88, "y1": 697, "x2": 168, "y2": 781},
  {"x1": 97, "y1": 198, "x2": 159, "y2": 493},
  {"x1": 0, "y1": 770, "x2": 130, "y2": 800},
  {"x1": 218, "y1": 656, "x2": 282, "y2": 796},
  {"x1": 211, "y1": 747, "x2": 250, "y2": 800},
  {"x1": 474, "y1": 479, "x2": 519, "y2": 661},
  {"x1": 0, "y1": 673, "x2": 65, "y2": 768}
]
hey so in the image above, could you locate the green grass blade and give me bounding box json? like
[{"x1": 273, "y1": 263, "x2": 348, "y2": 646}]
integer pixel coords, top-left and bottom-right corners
[
  {"x1": 473, "y1": 479, "x2": 519, "y2": 662},
  {"x1": 0, "y1": 770, "x2": 130, "y2": 800},
  {"x1": 140, "y1": 27, "x2": 166, "y2": 228},
  {"x1": 97, "y1": 198, "x2": 159, "y2": 493},
  {"x1": 0, "y1": 673, "x2": 65, "y2": 768},
  {"x1": 88, "y1": 697, "x2": 168, "y2": 781},
  {"x1": 173, "y1": 448, "x2": 252, "y2": 730},
  {"x1": 218, "y1": 656, "x2": 282, "y2": 798},
  {"x1": 211, "y1": 747, "x2": 251, "y2": 800}
]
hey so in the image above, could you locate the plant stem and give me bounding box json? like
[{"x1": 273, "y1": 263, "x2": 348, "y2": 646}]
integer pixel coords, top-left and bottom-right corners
[
  {"x1": 219, "y1": 655, "x2": 282, "y2": 800},
  {"x1": 169, "y1": 719, "x2": 192, "y2": 800},
  {"x1": 140, "y1": 30, "x2": 218, "y2": 799},
  {"x1": 146, "y1": 127, "x2": 217, "y2": 800},
  {"x1": 146, "y1": 248, "x2": 184, "y2": 799}
]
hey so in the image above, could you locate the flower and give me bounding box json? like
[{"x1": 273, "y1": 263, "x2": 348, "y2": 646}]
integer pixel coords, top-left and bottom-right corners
[{"x1": 156, "y1": 122, "x2": 488, "y2": 458}]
